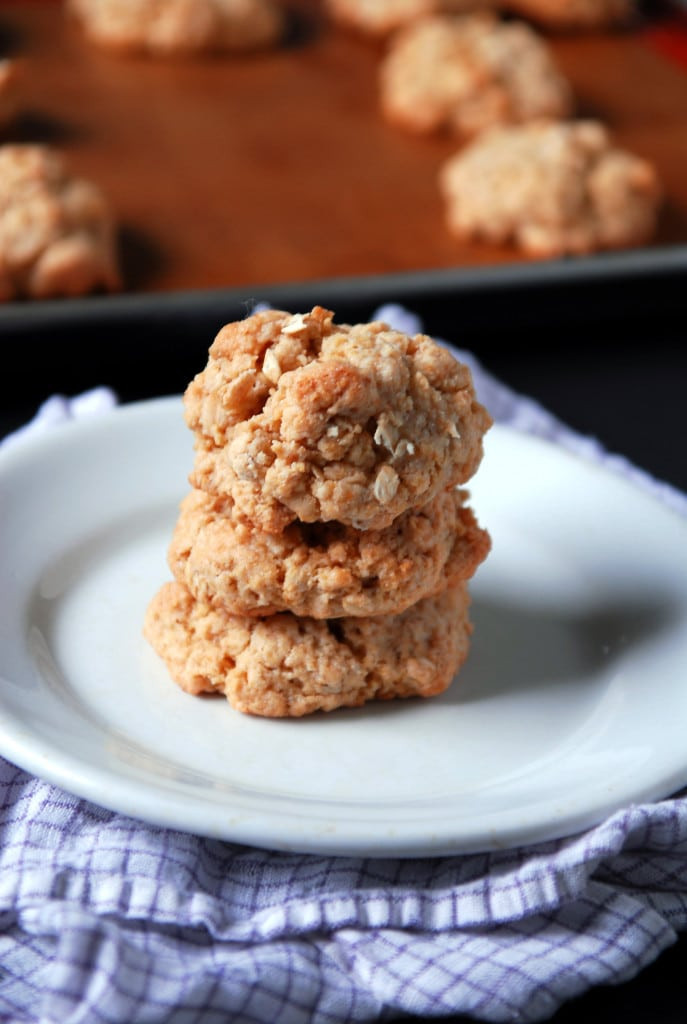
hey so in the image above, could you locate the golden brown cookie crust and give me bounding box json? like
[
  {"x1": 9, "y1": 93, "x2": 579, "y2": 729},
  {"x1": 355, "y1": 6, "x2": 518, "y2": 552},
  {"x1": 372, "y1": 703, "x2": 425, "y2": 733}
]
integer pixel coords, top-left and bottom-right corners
[
  {"x1": 380, "y1": 14, "x2": 573, "y2": 138},
  {"x1": 67, "y1": 0, "x2": 284, "y2": 55},
  {"x1": 439, "y1": 120, "x2": 661, "y2": 256},
  {"x1": 184, "y1": 306, "x2": 492, "y2": 533},
  {"x1": 144, "y1": 580, "x2": 473, "y2": 717},
  {"x1": 168, "y1": 485, "x2": 491, "y2": 618},
  {"x1": 0, "y1": 144, "x2": 120, "y2": 301}
]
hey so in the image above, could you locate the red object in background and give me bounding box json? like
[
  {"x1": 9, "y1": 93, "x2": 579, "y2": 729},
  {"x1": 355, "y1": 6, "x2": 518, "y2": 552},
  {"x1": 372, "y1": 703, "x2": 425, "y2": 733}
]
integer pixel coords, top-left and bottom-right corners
[{"x1": 643, "y1": 10, "x2": 687, "y2": 69}]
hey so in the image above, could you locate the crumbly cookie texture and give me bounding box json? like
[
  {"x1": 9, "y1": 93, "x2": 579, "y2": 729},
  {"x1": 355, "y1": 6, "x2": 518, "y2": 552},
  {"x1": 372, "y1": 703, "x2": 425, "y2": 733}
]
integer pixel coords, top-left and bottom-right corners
[
  {"x1": 168, "y1": 485, "x2": 490, "y2": 618},
  {"x1": 184, "y1": 306, "x2": 492, "y2": 533},
  {"x1": 0, "y1": 144, "x2": 120, "y2": 301},
  {"x1": 439, "y1": 120, "x2": 661, "y2": 256},
  {"x1": 325, "y1": 0, "x2": 497, "y2": 37},
  {"x1": 380, "y1": 14, "x2": 573, "y2": 137},
  {"x1": 144, "y1": 580, "x2": 472, "y2": 717},
  {"x1": 67, "y1": 0, "x2": 284, "y2": 55},
  {"x1": 504, "y1": 0, "x2": 632, "y2": 29}
]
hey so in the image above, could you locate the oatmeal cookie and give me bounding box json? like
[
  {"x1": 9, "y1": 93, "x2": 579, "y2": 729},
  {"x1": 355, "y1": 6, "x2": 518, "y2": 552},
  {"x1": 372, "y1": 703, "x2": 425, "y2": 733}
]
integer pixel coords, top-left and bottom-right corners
[
  {"x1": 184, "y1": 306, "x2": 491, "y2": 533},
  {"x1": 439, "y1": 120, "x2": 661, "y2": 255},
  {"x1": 325, "y1": 0, "x2": 497, "y2": 37},
  {"x1": 380, "y1": 14, "x2": 573, "y2": 137},
  {"x1": 67, "y1": 0, "x2": 284, "y2": 55},
  {"x1": 504, "y1": 0, "x2": 632, "y2": 30},
  {"x1": 168, "y1": 485, "x2": 490, "y2": 618},
  {"x1": 0, "y1": 144, "x2": 120, "y2": 300},
  {"x1": 144, "y1": 580, "x2": 472, "y2": 716}
]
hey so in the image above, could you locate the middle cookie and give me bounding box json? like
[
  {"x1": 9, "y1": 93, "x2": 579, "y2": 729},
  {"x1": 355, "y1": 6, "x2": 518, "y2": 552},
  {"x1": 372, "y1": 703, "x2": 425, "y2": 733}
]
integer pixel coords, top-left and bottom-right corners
[{"x1": 169, "y1": 486, "x2": 491, "y2": 619}]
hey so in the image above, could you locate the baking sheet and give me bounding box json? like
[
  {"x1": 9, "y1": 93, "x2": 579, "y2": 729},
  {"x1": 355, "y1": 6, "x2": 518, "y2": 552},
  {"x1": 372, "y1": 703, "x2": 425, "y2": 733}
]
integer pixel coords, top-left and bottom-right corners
[
  {"x1": 2, "y1": 243, "x2": 686, "y2": 498},
  {"x1": 1, "y1": 0, "x2": 686, "y2": 295}
]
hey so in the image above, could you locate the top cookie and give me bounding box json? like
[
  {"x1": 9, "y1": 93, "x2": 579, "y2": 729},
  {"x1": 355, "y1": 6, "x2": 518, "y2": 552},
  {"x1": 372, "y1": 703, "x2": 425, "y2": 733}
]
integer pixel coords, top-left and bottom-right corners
[
  {"x1": 67, "y1": 0, "x2": 285, "y2": 55},
  {"x1": 184, "y1": 306, "x2": 492, "y2": 533}
]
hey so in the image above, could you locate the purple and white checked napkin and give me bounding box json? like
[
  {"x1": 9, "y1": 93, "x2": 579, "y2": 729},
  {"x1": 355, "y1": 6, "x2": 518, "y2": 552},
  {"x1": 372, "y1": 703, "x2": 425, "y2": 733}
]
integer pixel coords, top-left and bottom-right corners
[{"x1": 1, "y1": 306, "x2": 687, "y2": 1024}]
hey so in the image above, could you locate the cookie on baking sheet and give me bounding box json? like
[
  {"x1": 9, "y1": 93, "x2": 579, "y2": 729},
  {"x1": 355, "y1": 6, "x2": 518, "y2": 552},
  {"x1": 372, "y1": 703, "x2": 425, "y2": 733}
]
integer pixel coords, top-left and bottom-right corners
[
  {"x1": 439, "y1": 120, "x2": 661, "y2": 256},
  {"x1": 380, "y1": 14, "x2": 573, "y2": 137},
  {"x1": 325, "y1": 0, "x2": 497, "y2": 37},
  {"x1": 168, "y1": 485, "x2": 491, "y2": 618},
  {"x1": 504, "y1": 0, "x2": 632, "y2": 29},
  {"x1": 67, "y1": 0, "x2": 284, "y2": 55},
  {"x1": 184, "y1": 306, "x2": 492, "y2": 534},
  {"x1": 0, "y1": 144, "x2": 120, "y2": 301},
  {"x1": 144, "y1": 580, "x2": 473, "y2": 717}
]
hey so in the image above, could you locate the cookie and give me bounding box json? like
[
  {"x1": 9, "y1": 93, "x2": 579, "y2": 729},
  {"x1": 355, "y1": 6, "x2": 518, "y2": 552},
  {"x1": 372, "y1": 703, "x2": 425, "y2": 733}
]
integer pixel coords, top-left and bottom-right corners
[
  {"x1": 67, "y1": 0, "x2": 284, "y2": 55},
  {"x1": 0, "y1": 144, "x2": 120, "y2": 301},
  {"x1": 380, "y1": 14, "x2": 573, "y2": 137},
  {"x1": 325, "y1": 0, "x2": 497, "y2": 37},
  {"x1": 184, "y1": 306, "x2": 492, "y2": 534},
  {"x1": 504, "y1": 0, "x2": 632, "y2": 29},
  {"x1": 144, "y1": 580, "x2": 473, "y2": 716},
  {"x1": 168, "y1": 485, "x2": 490, "y2": 618},
  {"x1": 439, "y1": 120, "x2": 661, "y2": 256}
]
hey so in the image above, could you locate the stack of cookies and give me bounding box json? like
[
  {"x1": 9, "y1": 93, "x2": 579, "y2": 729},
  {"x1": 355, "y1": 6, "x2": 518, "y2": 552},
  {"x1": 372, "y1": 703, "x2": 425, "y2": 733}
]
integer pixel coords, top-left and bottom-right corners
[{"x1": 144, "y1": 306, "x2": 492, "y2": 718}]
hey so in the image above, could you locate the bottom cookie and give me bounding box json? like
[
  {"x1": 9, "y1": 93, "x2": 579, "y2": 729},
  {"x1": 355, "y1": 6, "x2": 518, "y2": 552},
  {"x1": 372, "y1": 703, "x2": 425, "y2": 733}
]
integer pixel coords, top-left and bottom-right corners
[{"x1": 144, "y1": 581, "x2": 473, "y2": 717}]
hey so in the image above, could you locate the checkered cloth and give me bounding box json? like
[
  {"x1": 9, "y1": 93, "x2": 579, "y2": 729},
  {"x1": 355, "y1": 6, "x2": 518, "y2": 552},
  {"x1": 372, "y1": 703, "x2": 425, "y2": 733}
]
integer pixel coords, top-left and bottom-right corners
[{"x1": 1, "y1": 308, "x2": 687, "y2": 1024}]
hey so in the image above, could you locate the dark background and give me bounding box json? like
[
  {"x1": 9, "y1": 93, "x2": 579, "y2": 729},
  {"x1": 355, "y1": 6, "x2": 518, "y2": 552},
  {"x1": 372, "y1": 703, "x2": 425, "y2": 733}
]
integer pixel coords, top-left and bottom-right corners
[{"x1": 2, "y1": 251, "x2": 686, "y2": 494}]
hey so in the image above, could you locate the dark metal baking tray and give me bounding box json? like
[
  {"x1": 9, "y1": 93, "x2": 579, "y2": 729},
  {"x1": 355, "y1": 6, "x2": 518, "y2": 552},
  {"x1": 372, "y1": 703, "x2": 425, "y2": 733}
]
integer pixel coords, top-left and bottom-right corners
[{"x1": 2, "y1": 243, "x2": 686, "y2": 492}]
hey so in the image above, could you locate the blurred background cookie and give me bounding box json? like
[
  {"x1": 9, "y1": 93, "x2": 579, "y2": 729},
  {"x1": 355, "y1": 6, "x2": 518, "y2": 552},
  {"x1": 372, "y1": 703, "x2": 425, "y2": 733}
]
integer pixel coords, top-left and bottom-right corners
[
  {"x1": 380, "y1": 13, "x2": 573, "y2": 137},
  {"x1": 439, "y1": 120, "x2": 661, "y2": 256},
  {"x1": 324, "y1": 0, "x2": 499, "y2": 38},
  {"x1": 0, "y1": 143, "x2": 120, "y2": 300},
  {"x1": 67, "y1": 0, "x2": 285, "y2": 56}
]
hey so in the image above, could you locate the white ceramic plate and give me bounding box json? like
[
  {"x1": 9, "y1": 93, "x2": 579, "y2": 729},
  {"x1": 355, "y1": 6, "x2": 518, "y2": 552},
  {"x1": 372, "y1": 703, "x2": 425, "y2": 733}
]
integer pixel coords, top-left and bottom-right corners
[{"x1": 1, "y1": 396, "x2": 687, "y2": 857}]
